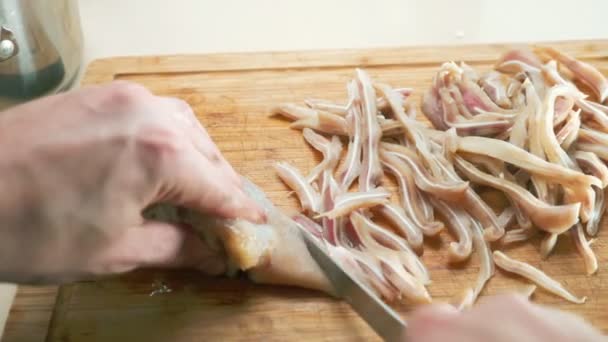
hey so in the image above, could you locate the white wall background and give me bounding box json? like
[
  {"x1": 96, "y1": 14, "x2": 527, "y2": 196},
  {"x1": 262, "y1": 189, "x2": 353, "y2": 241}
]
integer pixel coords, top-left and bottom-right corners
[{"x1": 79, "y1": 0, "x2": 608, "y2": 64}]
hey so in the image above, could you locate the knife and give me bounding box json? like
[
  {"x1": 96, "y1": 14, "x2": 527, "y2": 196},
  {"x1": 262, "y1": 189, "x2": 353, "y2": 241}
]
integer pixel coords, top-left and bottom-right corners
[{"x1": 301, "y1": 232, "x2": 407, "y2": 342}]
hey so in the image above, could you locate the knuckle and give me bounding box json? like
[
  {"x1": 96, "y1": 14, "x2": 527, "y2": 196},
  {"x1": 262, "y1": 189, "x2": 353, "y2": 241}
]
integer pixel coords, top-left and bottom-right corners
[
  {"x1": 135, "y1": 125, "x2": 184, "y2": 167},
  {"x1": 161, "y1": 96, "x2": 196, "y2": 120},
  {"x1": 101, "y1": 81, "x2": 151, "y2": 110}
]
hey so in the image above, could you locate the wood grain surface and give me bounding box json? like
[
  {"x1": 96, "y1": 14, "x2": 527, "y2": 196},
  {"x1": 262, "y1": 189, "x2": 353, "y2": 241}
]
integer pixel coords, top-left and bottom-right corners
[{"x1": 4, "y1": 40, "x2": 608, "y2": 342}]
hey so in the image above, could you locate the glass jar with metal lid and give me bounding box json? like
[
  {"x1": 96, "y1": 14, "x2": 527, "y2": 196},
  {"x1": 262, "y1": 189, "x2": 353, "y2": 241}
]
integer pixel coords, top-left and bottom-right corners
[{"x1": 0, "y1": 0, "x2": 83, "y2": 110}]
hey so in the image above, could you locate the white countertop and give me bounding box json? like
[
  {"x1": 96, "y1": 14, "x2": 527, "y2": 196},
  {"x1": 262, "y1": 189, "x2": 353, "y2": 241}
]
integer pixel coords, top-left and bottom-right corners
[{"x1": 1, "y1": 0, "x2": 607, "y2": 338}]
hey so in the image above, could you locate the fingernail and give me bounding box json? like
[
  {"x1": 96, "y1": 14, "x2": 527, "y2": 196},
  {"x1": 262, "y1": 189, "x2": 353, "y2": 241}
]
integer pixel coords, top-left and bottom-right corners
[
  {"x1": 227, "y1": 189, "x2": 267, "y2": 224},
  {"x1": 245, "y1": 196, "x2": 268, "y2": 224}
]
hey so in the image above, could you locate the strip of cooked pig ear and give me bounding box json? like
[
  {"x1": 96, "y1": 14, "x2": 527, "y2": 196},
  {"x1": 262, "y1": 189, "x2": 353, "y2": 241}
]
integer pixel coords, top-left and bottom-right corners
[
  {"x1": 290, "y1": 110, "x2": 349, "y2": 136},
  {"x1": 493, "y1": 250, "x2": 587, "y2": 304},
  {"x1": 336, "y1": 80, "x2": 363, "y2": 191},
  {"x1": 539, "y1": 233, "x2": 559, "y2": 259},
  {"x1": 349, "y1": 214, "x2": 431, "y2": 304},
  {"x1": 555, "y1": 109, "x2": 581, "y2": 149},
  {"x1": 302, "y1": 128, "x2": 342, "y2": 185},
  {"x1": 583, "y1": 101, "x2": 608, "y2": 130},
  {"x1": 496, "y1": 206, "x2": 516, "y2": 230},
  {"x1": 462, "y1": 158, "x2": 527, "y2": 232},
  {"x1": 317, "y1": 172, "x2": 341, "y2": 245},
  {"x1": 274, "y1": 162, "x2": 321, "y2": 213},
  {"x1": 460, "y1": 152, "x2": 505, "y2": 177},
  {"x1": 575, "y1": 151, "x2": 608, "y2": 188},
  {"x1": 535, "y1": 46, "x2": 608, "y2": 103},
  {"x1": 585, "y1": 186, "x2": 606, "y2": 237},
  {"x1": 379, "y1": 118, "x2": 406, "y2": 137},
  {"x1": 510, "y1": 171, "x2": 537, "y2": 231},
  {"x1": 443, "y1": 200, "x2": 494, "y2": 305},
  {"x1": 382, "y1": 157, "x2": 445, "y2": 237},
  {"x1": 454, "y1": 288, "x2": 475, "y2": 311},
  {"x1": 571, "y1": 223, "x2": 599, "y2": 275},
  {"x1": 428, "y1": 197, "x2": 473, "y2": 263},
  {"x1": 537, "y1": 86, "x2": 596, "y2": 222},
  {"x1": 496, "y1": 59, "x2": 542, "y2": 75},
  {"x1": 423, "y1": 63, "x2": 517, "y2": 136},
  {"x1": 356, "y1": 68, "x2": 383, "y2": 192},
  {"x1": 579, "y1": 126, "x2": 608, "y2": 145},
  {"x1": 349, "y1": 212, "x2": 429, "y2": 284},
  {"x1": 440, "y1": 87, "x2": 513, "y2": 136},
  {"x1": 454, "y1": 155, "x2": 581, "y2": 234},
  {"x1": 577, "y1": 99, "x2": 608, "y2": 133},
  {"x1": 447, "y1": 84, "x2": 474, "y2": 118},
  {"x1": 436, "y1": 82, "x2": 511, "y2": 136},
  {"x1": 470, "y1": 220, "x2": 495, "y2": 301},
  {"x1": 304, "y1": 98, "x2": 348, "y2": 116},
  {"x1": 271, "y1": 103, "x2": 321, "y2": 120},
  {"x1": 298, "y1": 85, "x2": 412, "y2": 117},
  {"x1": 455, "y1": 135, "x2": 601, "y2": 188},
  {"x1": 538, "y1": 86, "x2": 581, "y2": 168},
  {"x1": 501, "y1": 228, "x2": 536, "y2": 245},
  {"x1": 495, "y1": 48, "x2": 543, "y2": 71},
  {"x1": 525, "y1": 78, "x2": 551, "y2": 201},
  {"x1": 458, "y1": 70, "x2": 517, "y2": 114},
  {"x1": 431, "y1": 144, "x2": 504, "y2": 241},
  {"x1": 380, "y1": 147, "x2": 468, "y2": 202},
  {"x1": 422, "y1": 83, "x2": 448, "y2": 130},
  {"x1": 459, "y1": 61, "x2": 480, "y2": 83},
  {"x1": 292, "y1": 213, "x2": 324, "y2": 238},
  {"x1": 552, "y1": 95, "x2": 576, "y2": 127},
  {"x1": 479, "y1": 71, "x2": 513, "y2": 109},
  {"x1": 375, "y1": 203, "x2": 424, "y2": 254},
  {"x1": 392, "y1": 84, "x2": 451, "y2": 179},
  {"x1": 541, "y1": 60, "x2": 582, "y2": 97},
  {"x1": 578, "y1": 142, "x2": 608, "y2": 162},
  {"x1": 315, "y1": 188, "x2": 391, "y2": 219},
  {"x1": 271, "y1": 101, "x2": 350, "y2": 136},
  {"x1": 508, "y1": 80, "x2": 531, "y2": 149},
  {"x1": 377, "y1": 88, "x2": 413, "y2": 117}
]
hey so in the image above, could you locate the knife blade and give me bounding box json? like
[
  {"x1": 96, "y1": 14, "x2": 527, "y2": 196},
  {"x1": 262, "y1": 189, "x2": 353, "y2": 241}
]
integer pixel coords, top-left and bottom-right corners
[{"x1": 301, "y1": 232, "x2": 407, "y2": 341}]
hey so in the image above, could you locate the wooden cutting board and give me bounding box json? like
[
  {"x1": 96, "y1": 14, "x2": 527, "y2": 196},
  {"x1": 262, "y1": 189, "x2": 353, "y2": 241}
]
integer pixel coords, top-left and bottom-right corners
[{"x1": 4, "y1": 40, "x2": 608, "y2": 342}]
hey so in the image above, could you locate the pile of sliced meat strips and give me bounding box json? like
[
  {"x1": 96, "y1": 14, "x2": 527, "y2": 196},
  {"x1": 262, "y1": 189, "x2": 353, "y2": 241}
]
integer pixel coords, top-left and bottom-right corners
[{"x1": 272, "y1": 46, "x2": 608, "y2": 308}]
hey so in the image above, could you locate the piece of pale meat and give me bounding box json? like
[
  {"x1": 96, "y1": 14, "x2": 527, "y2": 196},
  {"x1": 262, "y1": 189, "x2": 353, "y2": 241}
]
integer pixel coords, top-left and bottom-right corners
[{"x1": 144, "y1": 178, "x2": 333, "y2": 295}]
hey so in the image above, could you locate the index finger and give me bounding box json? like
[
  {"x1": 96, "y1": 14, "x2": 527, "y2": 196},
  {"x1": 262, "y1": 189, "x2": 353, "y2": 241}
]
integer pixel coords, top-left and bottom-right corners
[
  {"x1": 156, "y1": 141, "x2": 266, "y2": 224},
  {"x1": 159, "y1": 96, "x2": 242, "y2": 186}
]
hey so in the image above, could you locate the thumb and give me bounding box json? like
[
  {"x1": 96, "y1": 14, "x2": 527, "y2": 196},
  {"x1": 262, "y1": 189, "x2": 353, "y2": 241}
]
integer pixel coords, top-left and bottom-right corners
[{"x1": 90, "y1": 221, "x2": 227, "y2": 276}]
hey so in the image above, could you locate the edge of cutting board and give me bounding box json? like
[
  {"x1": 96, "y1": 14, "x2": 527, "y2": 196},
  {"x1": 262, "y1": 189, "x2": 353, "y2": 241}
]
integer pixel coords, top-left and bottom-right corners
[{"x1": 82, "y1": 39, "x2": 608, "y2": 83}]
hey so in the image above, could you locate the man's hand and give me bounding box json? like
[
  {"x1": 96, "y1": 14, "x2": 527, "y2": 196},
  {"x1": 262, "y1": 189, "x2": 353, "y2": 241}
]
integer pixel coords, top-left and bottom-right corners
[
  {"x1": 407, "y1": 294, "x2": 606, "y2": 342},
  {"x1": 0, "y1": 81, "x2": 265, "y2": 284}
]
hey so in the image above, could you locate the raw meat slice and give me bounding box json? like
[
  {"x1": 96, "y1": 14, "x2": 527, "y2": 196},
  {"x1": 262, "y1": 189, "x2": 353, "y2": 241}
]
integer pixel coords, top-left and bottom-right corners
[{"x1": 144, "y1": 178, "x2": 333, "y2": 294}]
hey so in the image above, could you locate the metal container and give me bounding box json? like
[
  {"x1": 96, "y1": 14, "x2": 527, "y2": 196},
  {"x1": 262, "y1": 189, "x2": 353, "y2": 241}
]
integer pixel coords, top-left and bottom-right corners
[{"x1": 0, "y1": 0, "x2": 83, "y2": 110}]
